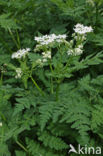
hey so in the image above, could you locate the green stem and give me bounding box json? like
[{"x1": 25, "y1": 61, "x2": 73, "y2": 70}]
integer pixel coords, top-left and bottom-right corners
[
  {"x1": 49, "y1": 61, "x2": 54, "y2": 94},
  {"x1": 16, "y1": 140, "x2": 28, "y2": 153},
  {"x1": 0, "y1": 72, "x2": 3, "y2": 86},
  {"x1": 0, "y1": 112, "x2": 6, "y2": 121},
  {"x1": 30, "y1": 76, "x2": 44, "y2": 96},
  {"x1": 95, "y1": 2, "x2": 98, "y2": 30},
  {"x1": 8, "y1": 28, "x2": 20, "y2": 49},
  {"x1": 49, "y1": 62, "x2": 53, "y2": 73},
  {"x1": 16, "y1": 29, "x2": 21, "y2": 48},
  {"x1": 50, "y1": 77, "x2": 54, "y2": 94},
  {"x1": 0, "y1": 126, "x2": 4, "y2": 144}
]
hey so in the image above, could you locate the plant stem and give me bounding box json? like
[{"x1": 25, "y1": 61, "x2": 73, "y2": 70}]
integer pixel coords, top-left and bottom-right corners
[
  {"x1": 49, "y1": 61, "x2": 54, "y2": 94},
  {"x1": 49, "y1": 62, "x2": 53, "y2": 73},
  {"x1": 0, "y1": 112, "x2": 6, "y2": 121},
  {"x1": 16, "y1": 140, "x2": 28, "y2": 153},
  {"x1": 30, "y1": 76, "x2": 44, "y2": 96},
  {"x1": 95, "y1": 2, "x2": 98, "y2": 30},
  {"x1": 0, "y1": 127, "x2": 4, "y2": 144},
  {"x1": 50, "y1": 77, "x2": 54, "y2": 94},
  {"x1": 0, "y1": 72, "x2": 3, "y2": 86},
  {"x1": 16, "y1": 29, "x2": 21, "y2": 48},
  {"x1": 8, "y1": 28, "x2": 20, "y2": 49}
]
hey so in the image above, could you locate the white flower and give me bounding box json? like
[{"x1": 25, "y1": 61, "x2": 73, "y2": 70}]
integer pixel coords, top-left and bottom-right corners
[
  {"x1": 74, "y1": 47, "x2": 83, "y2": 55},
  {"x1": 36, "y1": 59, "x2": 42, "y2": 64},
  {"x1": 78, "y1": 44, "x2": 83, "y2": 49},
  {"x1": 0, "y1": 122, "x2": 2, "y2": 127},
  {"x1": 11, "y1": 48, "x2": 30, "y2": 59},
  {"x1": 35, "y1": 51, "x2": 52, "y2": 65},
  {"x1": 86, "y1": 0, "x2": 95, "y2": 6},
  {"x1": 74, "y1": 24, "x2": 93, "y2": 35},
  {"x1": 42, "y1": 51, "x2": 51, "y2": 63},
  {"x1": 42, "y1": 58, "x2": 47, "y2": 63},
  {"x1": 67, "y1": 49, "x2": 74, "y2": 55},
  {"x1": 42, "y1": 51, "x2": 51, "y2": 59},
  {"x1": 70, "y1": 40, "x2": 73, "y2": 44},
  {"x1": 15, "y1": 68, "x2": 22, "y2": 79},
  {"x1": 56, "y1": 34, "x2": 67, "y2": 39},
  {"x1": 34, "y1": 34, "x2": 66, "y2": 46},
  {"x1": 67, "y1": 44, "x2": 83, "y2": 56},
  {"x1": 36, "y1": 59, "x2": 43, "y2": 66},
  {"x1": 81, "y1": 35, "x2": 86, "y2": 41}
]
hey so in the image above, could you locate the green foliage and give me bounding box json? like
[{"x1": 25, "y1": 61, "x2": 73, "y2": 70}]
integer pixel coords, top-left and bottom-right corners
[
  {"x1": 91, "y1": 105, "x2": 103, "y2": 132},
  {"x1": 0, "y1": 0, "x2": 103, "y2": 155},
  {"x1": 15, "y1": 151, "x2": 26, "y2": 156},
  {"x1": 26, "y1": 138, "x2": 64, "y2": 156},
  {"x1": 37, "y1": 130, "x2": 68, "y2": 150},
  {"x1": 0, "y1": 13, "x2": 19, "y2": 30}
]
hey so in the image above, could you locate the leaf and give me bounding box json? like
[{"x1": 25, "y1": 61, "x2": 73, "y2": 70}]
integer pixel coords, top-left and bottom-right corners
[
  {"x1": 15, "y1": 151, "x2": 26, "y2": 156},
  {"x1": 0, "y1": 13, "x2": 20, "y2": 30}
]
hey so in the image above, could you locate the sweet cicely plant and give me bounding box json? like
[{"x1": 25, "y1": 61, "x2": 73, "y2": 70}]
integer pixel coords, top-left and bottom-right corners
[{"x1": 8, "y1": 24, "x2": 93, "y2": 100}]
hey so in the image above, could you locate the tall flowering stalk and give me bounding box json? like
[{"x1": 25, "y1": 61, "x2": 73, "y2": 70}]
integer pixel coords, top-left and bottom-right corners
[
  {"x1": 10, "y1": 24, "x2": 93, "y2": 99},
  {"x1": 33, "y1": 24, "x2": 93, "y2": 99},
  {"x1": 11, "y1": 48, "x2": 44, "y2": 95}
]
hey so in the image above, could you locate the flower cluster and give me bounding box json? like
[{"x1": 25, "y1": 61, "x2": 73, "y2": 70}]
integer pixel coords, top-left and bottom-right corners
[
  {"x1": 12, "y1": 48, "x2": 30, "y2": 59},
  {"x1": 74, "y1": 24, "x2": 93, "y2": 35},
  {"x1": 72, "y1": 33, "x2": 86, "y2": 41},
  {"x1": 86, "y1": 0, "x2": 95, "y2": 6},
  {"x1": 36, "y1": 59, "x2": 43, "y2": 66},
  {"x1": 15, "y1": 68, "x2": 22, "y2": 79},
  {"x1": 67, "y1": 44, "x2": 83, "y2": 56},
  {"x1": 34, "y1": 34, "x2": 66, "y2": 46},
  {"x1": 36, "y1": 51, "x2": 51, "y2": 66},
  {"x1": 0, "y1": 122, "x2": 2, "y2": 127},
  {"x1": 67, "y1": 24, "x2": 93, "y2": 56},
  {"x1": 42, "y1": 51, "x2": 51, "y2": 62}
]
